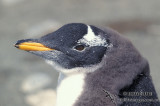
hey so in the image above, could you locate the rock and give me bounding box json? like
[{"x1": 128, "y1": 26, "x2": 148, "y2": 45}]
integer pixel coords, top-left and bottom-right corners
[
  {"x1": 24, "y1": 20, "x2": 62, "y2": 37},
  {"x1": 1, "y1": 0, "x2": 25, "y2": 6},
  {"x1": 25, "y1": 89, "x2": 56, "y2": 106},
  {"x1": 21, "y1": 73, "x2": 52, "y2": 93},
  {"x1": 147, "y1": 24, "x2": 160, "y2": 36}
]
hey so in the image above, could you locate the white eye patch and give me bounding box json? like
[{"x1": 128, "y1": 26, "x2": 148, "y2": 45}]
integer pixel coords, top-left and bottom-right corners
[{"x1": 78, "y1": 26, "x2": 108, "y2": 47}]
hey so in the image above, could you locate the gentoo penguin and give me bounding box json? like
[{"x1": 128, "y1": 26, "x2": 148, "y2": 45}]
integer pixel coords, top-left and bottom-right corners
[{"x1": 15, "y1": 23, "x2": 159, "y2": 106}]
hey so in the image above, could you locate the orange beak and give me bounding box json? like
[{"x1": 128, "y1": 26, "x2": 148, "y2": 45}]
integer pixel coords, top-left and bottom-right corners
[{"x1": 15, "y1": 42, "x2": 54, "y2": 51}]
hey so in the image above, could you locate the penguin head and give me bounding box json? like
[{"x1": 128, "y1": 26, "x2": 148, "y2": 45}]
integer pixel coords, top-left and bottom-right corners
[{"x1": 15, "y1": 23, "x2": 112, "y2": 72}]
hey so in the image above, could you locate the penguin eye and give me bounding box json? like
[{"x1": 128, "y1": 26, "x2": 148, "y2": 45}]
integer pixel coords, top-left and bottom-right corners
[{"x1": 74, "y1": 44, "x2": 85, "y2": 51}]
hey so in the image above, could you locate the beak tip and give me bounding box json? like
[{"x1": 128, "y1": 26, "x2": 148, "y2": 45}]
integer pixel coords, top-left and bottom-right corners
[{"x1": 14, "y1": 44, "x2": 19, "y2": 48}]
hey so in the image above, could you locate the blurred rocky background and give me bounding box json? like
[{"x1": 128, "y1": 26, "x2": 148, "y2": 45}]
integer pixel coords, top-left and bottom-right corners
[{"x1": 0, "y1": 0, "x2": 160, "y2": 106}]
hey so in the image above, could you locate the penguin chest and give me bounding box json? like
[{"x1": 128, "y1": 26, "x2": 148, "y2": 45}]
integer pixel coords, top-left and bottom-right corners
[{"x1": 56, "y1": 74, "x2": 85, "y2": 106}]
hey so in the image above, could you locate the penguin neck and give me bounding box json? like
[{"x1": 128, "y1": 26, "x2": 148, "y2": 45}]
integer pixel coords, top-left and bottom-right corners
[{"x1": 56, "y1": 72, "x2": 86, "y2": 106}]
